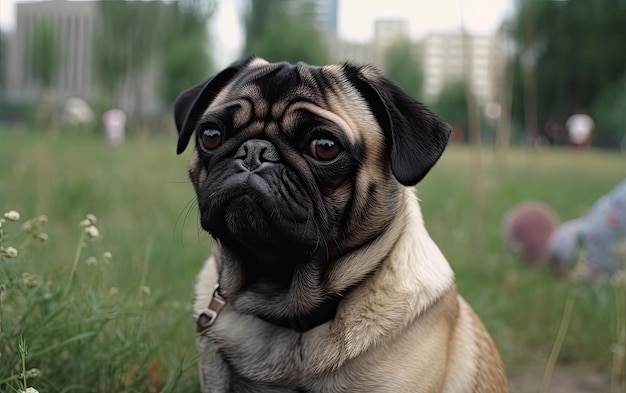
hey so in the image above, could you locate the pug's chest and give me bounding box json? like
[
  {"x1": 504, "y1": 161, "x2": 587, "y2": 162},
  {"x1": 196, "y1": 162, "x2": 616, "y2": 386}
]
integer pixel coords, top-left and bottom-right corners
[
  {"x1": 200, "y1": 322, "x2": 317, "y2": 390},
  {"x1": 199, "y1": 319, "x2": 411, "y2": 393}
]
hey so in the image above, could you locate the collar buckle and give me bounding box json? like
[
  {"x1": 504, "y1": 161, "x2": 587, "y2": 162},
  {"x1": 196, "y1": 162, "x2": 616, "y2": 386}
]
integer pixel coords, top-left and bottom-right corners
[{"x1": 196, "y1": 284, "x2": 226, "y2": 333}]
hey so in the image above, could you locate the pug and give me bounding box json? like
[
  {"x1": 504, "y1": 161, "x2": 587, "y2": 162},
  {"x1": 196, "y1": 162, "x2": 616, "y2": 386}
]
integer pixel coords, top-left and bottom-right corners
[{"x1": 175, "y1": 57, "x2": 509, "y2": 393}]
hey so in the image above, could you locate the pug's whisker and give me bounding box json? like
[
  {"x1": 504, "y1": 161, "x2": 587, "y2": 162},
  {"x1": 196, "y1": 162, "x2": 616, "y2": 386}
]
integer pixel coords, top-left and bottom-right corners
[
  {"x1": 314, "y1": 222, "x2": 332, "y2": 265},
  {"x1": 309, "y1": 220, "x2": 322, "y2": 251},
  {"x1": 174, "y1": 197, "x2": 198, "y2": 244}
]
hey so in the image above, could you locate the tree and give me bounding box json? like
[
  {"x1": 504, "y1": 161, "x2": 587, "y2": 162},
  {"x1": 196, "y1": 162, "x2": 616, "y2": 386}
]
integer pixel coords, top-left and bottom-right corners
[
  {"x1": 0, "y1": 29, "x2": 6, "y2": 94},
  {"x1": 242, "y1": 0, "x2": 329, "y2": 65},
  {"x1": 591, "y1": 78, "x2": 626, "y2": 144},
  {"x1": 430, "y1": 81, "x2": 470, "y2": 135},
  {"x1": 159, "y1": 36, "x2": 212, "y2": 109},
  {"x1": 29, "y1": 21, "x2": 63, "y2": 131},
  {"x1": 93, "y1": 0, "x2": 168, "y2": 107},
  {"x1": 30, "y1": 21, "x2": 62, "y2": 90},
  {"x1": 383, "y1": 38, "x2": 423, "y2": 100},
  {"x1": 243, "y1": 0, "x2": 288, "y2": 55},
  {"x1": 506, "y1": 0, "x2": 626, "y2": 140},
  {"x1": 159, "y1": 0, "x2": 215, "y2": 108},
  {"x1": 94, "y1": 0, "x2": 215, "y2": 112}
]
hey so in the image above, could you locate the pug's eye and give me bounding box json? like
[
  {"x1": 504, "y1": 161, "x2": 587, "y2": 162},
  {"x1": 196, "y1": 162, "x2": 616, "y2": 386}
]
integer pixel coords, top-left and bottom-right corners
[
  {"x1": 200, "y1": 129, "x2": 223, "y2": 151},
  {"x1": 309, "y1": 138, "x2": 340, "y2": 161}
]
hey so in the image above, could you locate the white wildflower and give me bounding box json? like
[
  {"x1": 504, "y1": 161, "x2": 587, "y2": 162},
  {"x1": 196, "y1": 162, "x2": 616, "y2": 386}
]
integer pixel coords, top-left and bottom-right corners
[
  {"x1": 21, "y1": 387, "x2": 39, "y2": 393},
  {"x1": 22, "y1": 273, "x2": 39, "y2": 288},
  {"x1": 102, "y1": 251, "x2": 112, "y2": 264},
  {"x1": 2, "y1": 246, "x2": 18, "y2": 258},
  {"x1": 140, "y1": 286, "x2": 151, "y2": 295},
  {"x1": 3, "y1": 210, "x2": 20, "y2": 221},
  {"x1": 86, "y1": 213, "x2": 97, "y2": 225},
  {"x1": 109, "y1": 287, "x2": 119, "y2": 296},
  {"x1": 37, "y1": 233, "x2": 49, "y2": 242},
  {"x1": 85, "y1": 256, "x2": 98, "y2": 266},
  {"x1": 79, "y1": 219, "x2": 91, "y2": 228},
  {"x1": 24, "y1": 368, "x2": 41, "y2": 378},
  {"x1": 21, "y1": 220, "x2": 31, "y2": 232},
  {"x1": 84, "y1": 225, "x2": 99, "y2": 239}
]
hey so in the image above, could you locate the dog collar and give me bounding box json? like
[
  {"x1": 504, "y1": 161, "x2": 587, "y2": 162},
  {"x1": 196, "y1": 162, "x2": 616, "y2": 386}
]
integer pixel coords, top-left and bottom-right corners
[
  {"x1": 196, "y1": 284, "x2": 227, "y2": 333},
  {"x1": 195, "y1": 284, "x2": 342, "y2": 333}
]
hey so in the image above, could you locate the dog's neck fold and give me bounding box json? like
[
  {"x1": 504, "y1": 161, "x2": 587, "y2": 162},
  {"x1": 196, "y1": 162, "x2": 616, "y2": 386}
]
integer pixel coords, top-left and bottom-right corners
[
  {"x1": 305, "y1": 187, "x2": 455, "y2": 369},
  {"x1": 199, "y1": 187, "x2": 456, "y2": 375},
  {"x1": 210, "y1": 187, "x2": 454, "y2": 333}
]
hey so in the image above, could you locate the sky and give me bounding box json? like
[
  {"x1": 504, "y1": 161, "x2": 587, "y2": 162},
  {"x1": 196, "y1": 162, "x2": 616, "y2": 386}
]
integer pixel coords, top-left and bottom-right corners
[
  {"x1": 212, "y1": 0, "x2": 514, "y2": 67},
  {"x1": 2, "y1": 0, "x2": 515, "y2": 67}
]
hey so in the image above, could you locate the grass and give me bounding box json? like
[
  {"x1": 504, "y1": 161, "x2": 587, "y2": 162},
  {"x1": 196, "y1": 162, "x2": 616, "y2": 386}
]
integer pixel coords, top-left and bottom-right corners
[
  {"x1": 0, "y1": 129, "x2": 624, "y2": 392},
  {"x1": 1, "y1": 131, "x2": 207, "y2": 392},
  {"x1": 420, "y1": 147, "x2": 625, "y2": 392}
]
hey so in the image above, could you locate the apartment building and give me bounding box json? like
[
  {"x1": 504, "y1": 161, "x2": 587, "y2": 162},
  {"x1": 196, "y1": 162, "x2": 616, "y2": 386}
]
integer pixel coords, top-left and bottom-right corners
[
  {"x1": 5, "y1": 0, "x2": 160, "y2": 116},
  {"x1": 422, "y1": 31, "x2": 500, "y2": 103}
]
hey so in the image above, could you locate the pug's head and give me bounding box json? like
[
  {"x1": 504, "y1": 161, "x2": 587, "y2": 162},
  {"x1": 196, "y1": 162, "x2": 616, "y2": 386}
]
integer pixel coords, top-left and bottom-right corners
[{"x1": 175, "y1": 57, "x2": 451, "y2": 322}]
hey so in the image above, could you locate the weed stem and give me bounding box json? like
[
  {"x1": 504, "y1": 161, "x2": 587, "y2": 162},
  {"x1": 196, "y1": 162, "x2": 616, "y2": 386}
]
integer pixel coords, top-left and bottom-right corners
[
  {"x1": 62, "y1": 231, "x2": 85, "y2": 299},
  {"x1": 541, "y1": 291, "x2": 575, "y2": 393}
]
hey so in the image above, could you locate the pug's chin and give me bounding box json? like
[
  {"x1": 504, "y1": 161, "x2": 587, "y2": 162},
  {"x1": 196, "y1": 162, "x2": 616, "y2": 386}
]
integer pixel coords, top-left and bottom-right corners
[{"x1": 210, "y1": 195, "x2": 317, "y2": 259}]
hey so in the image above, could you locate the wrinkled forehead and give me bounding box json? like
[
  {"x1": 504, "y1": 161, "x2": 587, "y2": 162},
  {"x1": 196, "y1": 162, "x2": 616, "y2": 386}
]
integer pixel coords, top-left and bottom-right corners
[{"x1": 203, "y1": 59, "x2": 380, "y2": 144}]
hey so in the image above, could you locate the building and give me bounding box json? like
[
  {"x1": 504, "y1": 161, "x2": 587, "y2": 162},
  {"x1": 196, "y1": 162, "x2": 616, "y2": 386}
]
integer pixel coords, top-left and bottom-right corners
[
  {"x1": 5, "y1": 0, "x2": 160, "y2": 116},
  {"x1": 372, "y1": 19, "x2": 409, "y2": 66},
  {"x1": 327, "y1": 18, "x2": 410, "y2": 68},
  {"x1": 312, "y1": 0, "x2": 339, "y2": 34},
  {"x1": 6, "y1": 0, "x2": 97, "y2": 101},
  {"x1": 284, "y1": 0, "x2": 338, "y2": 36},
  {"x1": 327, "y1": 36, "x2": 375, "y2": 65},
  {"x1": 421, "y1": 31, "x2": 500, "y2": 104},
  {"x1": 325, "y1": 16, "x2": 503, "y2": 107}
]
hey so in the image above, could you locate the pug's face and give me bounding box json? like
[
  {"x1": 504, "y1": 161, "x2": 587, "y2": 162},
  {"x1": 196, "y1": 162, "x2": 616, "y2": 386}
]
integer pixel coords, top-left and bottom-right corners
[{"x1": 175, "y1": 57, "x2": 450, "y2": 286}]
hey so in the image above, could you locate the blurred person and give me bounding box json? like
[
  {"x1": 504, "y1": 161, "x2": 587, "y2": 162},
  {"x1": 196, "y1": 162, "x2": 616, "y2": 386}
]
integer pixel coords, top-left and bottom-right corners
[
  {"x1": 543, "y1": 119, "x2": 563, "y2": 145},
  {"x1": 565, "y1": 112, "x2": 594, "y2": 150},
  {"x1": 102, "y1": 108, "x2": 126, "y2": 146},
  {"x1": 502, "y1": 178, "x2": 626, "y2": 279}
]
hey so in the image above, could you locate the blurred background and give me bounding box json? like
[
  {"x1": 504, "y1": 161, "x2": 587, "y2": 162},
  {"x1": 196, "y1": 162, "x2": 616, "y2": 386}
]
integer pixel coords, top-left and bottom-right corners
[
  {"x1": 0, "y1": 0, "x2": 624, "y2": 149},
  {"x1": 0, "y1": 1, "x2": 625, "y2": 392}
]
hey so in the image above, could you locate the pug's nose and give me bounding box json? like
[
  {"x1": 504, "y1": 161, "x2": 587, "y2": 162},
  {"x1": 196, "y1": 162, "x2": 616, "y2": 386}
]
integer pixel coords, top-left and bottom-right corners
[{"x1": 235, "y1": 139, "x2": 281, "y2": 171}]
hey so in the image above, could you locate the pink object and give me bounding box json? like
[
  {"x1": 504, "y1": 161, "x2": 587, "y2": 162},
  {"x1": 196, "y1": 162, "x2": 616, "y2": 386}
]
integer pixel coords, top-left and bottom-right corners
[
  {"x1": 103, "y1": 108, "x2": 127, "y2": 145},
  {"x1": 502, "y1": 202, "x2": 560, "y2": 264}
]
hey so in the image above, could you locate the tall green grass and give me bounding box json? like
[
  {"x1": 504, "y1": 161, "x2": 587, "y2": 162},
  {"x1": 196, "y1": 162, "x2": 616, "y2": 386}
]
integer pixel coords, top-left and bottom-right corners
[
  {"x1": 0, "y1": 130, "x2": 624, "y2": 392},
  {"x1": 1, "y1": 131, "x2": 207, "y2": 392}
]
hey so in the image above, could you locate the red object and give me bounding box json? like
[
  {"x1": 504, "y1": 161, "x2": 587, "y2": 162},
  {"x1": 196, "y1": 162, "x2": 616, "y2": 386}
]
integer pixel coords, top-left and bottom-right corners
[{"x1": 502, "y1": 202, "x2": 560, "y2": 264}]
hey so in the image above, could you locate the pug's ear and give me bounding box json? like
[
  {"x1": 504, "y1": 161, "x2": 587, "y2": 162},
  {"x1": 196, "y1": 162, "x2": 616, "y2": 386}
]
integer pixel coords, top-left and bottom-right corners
[
  {"x1": 174, "y1": 57, "x2": 255, "y2": 154},
  {"x1": 343, "y1": 64, "x2": 452, "y2": 186}
]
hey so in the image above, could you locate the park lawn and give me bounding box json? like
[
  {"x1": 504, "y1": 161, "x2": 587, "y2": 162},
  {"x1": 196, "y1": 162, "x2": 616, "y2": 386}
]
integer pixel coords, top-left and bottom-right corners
[{"x1": 0, "y1": 130, "x2": 624, "y2": 392}]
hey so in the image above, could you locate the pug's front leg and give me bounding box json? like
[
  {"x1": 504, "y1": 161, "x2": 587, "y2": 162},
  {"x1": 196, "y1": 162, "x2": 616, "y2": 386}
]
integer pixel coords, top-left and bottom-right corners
[
  {"x1": 198, "y1": 335, "x2": 232, "y2": 392},
  {"x1": 199, "y1": 335, "x2": 305, "y2": 393}
]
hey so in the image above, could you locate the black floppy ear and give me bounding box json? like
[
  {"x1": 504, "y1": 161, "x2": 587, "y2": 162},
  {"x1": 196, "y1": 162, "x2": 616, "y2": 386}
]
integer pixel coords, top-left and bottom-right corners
[
  {"x1": 174, "y1": 57, "x2": 255, "y2": 154},
  {"x1": 343, "y1": 64, "x2": 452, "y2": 186}
]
